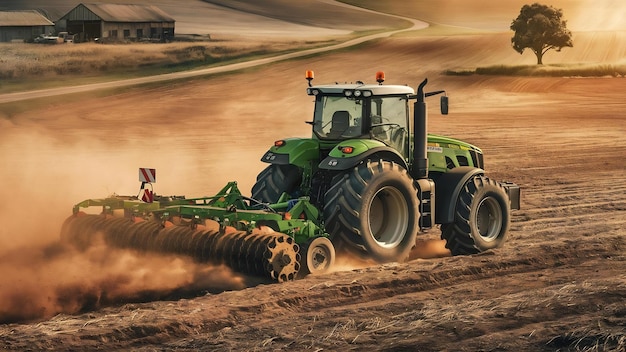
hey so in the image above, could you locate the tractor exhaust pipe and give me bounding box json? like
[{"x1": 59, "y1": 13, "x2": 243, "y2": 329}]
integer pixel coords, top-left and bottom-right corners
[{"x1": 412, "y1": 79, "x2": 429, "y2": 179}]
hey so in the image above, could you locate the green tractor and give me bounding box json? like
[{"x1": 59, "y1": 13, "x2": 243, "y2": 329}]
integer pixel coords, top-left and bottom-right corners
[
  {"x1": 61, "y1": 72, "x2": 520, "y2": 282},
  {"x1": 252, "y1": 71, "x2": 520, "y2": 263}
]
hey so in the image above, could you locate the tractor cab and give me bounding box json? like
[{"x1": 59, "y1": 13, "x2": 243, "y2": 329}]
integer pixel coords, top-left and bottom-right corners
[{"x1": 306, "y1": 71, "x2": 414, "y2": 159}]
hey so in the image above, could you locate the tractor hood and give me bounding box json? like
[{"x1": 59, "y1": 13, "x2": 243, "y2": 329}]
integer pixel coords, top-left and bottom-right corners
[{"x1": 427, "y1": 134, "x2": 482, "y2": 154}]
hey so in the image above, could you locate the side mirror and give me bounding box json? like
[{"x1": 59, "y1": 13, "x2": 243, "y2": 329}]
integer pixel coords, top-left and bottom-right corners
[{"x1": 440, "y1": 95, "x2": 449, "y2": 115}]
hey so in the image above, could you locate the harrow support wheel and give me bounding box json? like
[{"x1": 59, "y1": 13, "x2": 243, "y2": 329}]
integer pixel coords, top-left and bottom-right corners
[{"x1": 299, "y1": 237, "x2": 335, "y2": 277}]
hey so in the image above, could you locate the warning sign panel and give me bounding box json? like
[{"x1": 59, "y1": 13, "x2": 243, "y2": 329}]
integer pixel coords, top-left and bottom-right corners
[
  {"x1": 139, "y1": 168, "x2": 156, "y2": 183},
  {"x1": 141, "y1": 188, "x2": 154, "y2": 203}
]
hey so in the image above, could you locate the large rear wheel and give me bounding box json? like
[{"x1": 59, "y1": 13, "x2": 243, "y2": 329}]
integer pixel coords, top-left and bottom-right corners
[
  {"x1": 251, "y1": 164, "x2": 302, "y2": 204},
  {"x1": 323, "y1": 160, "x2": 419, "y2": 263},
  {"x1": 441, "y1": 175, "x2": 511, "y2": 255}
]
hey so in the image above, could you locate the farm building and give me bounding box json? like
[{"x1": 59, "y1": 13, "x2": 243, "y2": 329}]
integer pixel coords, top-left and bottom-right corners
[
  {"x1": 0, "y1": 10, "x2": 54, "y2": 42},
  {"x1": 58, "y1": 3, "x2": 175, "y2": 42}
]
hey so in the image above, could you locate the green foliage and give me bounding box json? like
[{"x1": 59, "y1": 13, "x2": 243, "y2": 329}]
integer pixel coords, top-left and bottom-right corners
[{"x1": 510, "y1": 3, "x2": 573, "y2": 64}]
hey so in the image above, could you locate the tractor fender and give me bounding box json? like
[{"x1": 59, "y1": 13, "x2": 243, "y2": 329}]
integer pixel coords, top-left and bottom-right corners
[
  {"x1": 319, "y1": 140, "x2": 408, "y2": 171},
  {"x1": 434, "y1": 166, "x2": 485, "y2": 224},
  {"x1": 259, "y1": 138, "x2": 321, "y2": 168}
]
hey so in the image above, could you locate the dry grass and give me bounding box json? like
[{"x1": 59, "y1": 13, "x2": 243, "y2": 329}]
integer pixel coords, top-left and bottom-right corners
[
  {"x1": 0, "y1": 38, "x2": 337, "y2": 91},
  {"x1": 445, "y1": 63, "x2": 626, "y2": 77},
  {"x1": 281, "y1": 278, "x2": 626, "y2": 351},
  {"x1": 547, "y1": 330, "x2": 626, "y2": 352}
]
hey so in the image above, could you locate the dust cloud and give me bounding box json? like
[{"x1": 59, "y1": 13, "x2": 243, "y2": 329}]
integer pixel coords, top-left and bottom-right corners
[
  {"x1": 410, "y1": 238, "x2": 451, "y2": 260},
  {"x1": 329, "y1": 237, "x2": 451, "y2": 275},
  {"x1": 0, "y1": 121, "x2": 248, "y2": 324},
  {"x1": 0, "y1": 240, "x2": 245, "y2": 324}
]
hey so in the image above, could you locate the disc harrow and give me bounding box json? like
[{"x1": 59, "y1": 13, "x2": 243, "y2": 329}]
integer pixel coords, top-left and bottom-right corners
[
  {"x1": 62, "y1": 180, "x2": 333, "y2": 281},
  {"x1": 61, "y1": 214, "x2": 300, "y2": 282}
]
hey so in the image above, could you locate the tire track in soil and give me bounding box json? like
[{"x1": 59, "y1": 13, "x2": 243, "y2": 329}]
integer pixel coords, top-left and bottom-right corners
[{"x1": 1, "y1": 237, "x2": 624, "y2": 351}]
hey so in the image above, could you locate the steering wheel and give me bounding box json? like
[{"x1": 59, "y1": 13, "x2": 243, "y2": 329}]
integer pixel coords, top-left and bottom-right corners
[{"x1": 371, "y1": 122, "x2": 400, "y2": 133}]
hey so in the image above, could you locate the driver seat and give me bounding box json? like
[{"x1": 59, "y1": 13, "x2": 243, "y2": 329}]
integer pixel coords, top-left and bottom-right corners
[
  {"x1": 370, "y1": 115, "x2": 387, "y2": 138},
  {"x1": 328, "y1": 110, "x2": 350, "y2": 138}
]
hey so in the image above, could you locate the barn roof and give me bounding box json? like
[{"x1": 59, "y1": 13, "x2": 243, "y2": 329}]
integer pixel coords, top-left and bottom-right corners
[
  {"x1": 0, "y1": 10, "x2": 54, "y2": 27},
  {"x1": 79, "y1": 3, "x2": 175, "y2": 22}
]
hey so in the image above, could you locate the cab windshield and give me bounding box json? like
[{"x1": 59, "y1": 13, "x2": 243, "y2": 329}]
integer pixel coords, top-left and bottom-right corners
[
  {"x1": 312, "y1": 94, "x2": 409, "y2": 157},
  {"x1": 312, "y1": 95, "x2": 365, "y2": 140}
]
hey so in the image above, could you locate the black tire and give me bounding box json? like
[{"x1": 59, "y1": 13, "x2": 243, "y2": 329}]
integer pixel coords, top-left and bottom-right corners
[
  {"x1": 323, "y1": 160, "x2": 419, "y2": 263},
  {"x1": 299, "y1": 237, "x2": 336, "y2": 277},
  {"x1": 441, "y1": 175, "x2": 511, "y2": 255},
  {"x1": 251, "y1": 164, "x2": 302, "y2": 204}
]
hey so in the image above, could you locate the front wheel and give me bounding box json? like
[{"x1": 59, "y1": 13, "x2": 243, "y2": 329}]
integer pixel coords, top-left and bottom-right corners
[
  {"x1": 441, "y1": 175, "x2": 511, "y2": 255},
  {"x1": 323, "y1": 160, "x2": 419, "y2": 263},
  {"x1": 251, "y1": 164, "x2": 302, "y2": 204}
]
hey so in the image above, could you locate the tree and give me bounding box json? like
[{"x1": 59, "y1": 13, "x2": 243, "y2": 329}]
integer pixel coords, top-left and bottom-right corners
[{"x1": 510, "y1": 3, "x2": 573, "y2": 65}]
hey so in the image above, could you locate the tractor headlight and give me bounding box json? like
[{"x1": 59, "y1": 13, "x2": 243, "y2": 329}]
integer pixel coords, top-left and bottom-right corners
[
  {"x1": 344, "y1": 89, "x2": 372, "y2": 98},
  {"x1": 307, "y1": 88, "x2": 320, "y2": 96}
]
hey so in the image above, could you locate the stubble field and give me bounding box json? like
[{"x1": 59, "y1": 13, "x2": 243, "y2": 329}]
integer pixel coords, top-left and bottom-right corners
[{"x1": 0, "y1": 1, "x2": 625, "y2": 351}]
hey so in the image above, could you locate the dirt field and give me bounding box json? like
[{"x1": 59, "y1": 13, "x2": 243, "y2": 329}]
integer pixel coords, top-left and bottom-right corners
[{"x1": 1, "y1": 1, "x2": 625, "y2": 351}]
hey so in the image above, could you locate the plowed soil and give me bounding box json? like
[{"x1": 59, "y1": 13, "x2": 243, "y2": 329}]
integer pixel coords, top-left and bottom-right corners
[{"x1": 1, "y1": 5, "x2": 625, "y2": 352}]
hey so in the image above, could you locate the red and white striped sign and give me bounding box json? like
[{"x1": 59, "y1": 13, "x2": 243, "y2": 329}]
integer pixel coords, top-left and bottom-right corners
[
  {"x1": 138, "y1": 168, "x2": 156, "y2": 183},
  {"x1": 141, "y1": 188, "x2": 154, "y2": 203}
]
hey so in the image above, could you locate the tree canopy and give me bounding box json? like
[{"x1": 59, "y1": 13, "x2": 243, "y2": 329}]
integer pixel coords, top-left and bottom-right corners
[{"x1": 510, "y1": 3, "x2": 573, "y2": 64}]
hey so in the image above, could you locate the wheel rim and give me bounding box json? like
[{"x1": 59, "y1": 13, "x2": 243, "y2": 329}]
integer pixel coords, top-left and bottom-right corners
[
  {"x1": 476, "y1": 196, "x2": 503, "y2": 241},
  {"x1": 310, "y1": 245, "x2": 331, "y2": 271},
  {"x1": 307, "y1": 238, "x2": 334, "y2": 274},
  {"x1": 368, "y1": 186, "x2": 409, "y2": 248}
]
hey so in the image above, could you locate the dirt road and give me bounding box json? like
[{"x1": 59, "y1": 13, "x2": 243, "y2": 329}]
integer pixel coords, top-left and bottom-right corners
[
  {"x1": 0, "y1": 1, "x2": 424, "y2": 105},
  {"x1": 0, "y1": 30, "x2": 625, "y2": 352}
]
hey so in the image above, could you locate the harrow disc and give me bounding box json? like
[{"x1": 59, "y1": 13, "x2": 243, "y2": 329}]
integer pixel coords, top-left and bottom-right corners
[
  {"x1": 61, "y1": 214, "x2": 300, "y2": 281},
  {"x1": 267, "y1": 235, "x2": 300, "y2": 282}
]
